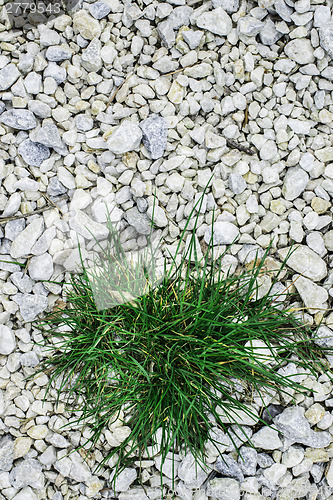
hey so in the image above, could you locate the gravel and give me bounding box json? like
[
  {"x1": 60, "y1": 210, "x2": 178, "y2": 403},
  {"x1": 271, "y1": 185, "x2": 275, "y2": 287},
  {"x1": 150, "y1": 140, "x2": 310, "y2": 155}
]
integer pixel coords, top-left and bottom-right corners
[{"x1": 1, "y1": 0, "x2": 333, "y2": 498}]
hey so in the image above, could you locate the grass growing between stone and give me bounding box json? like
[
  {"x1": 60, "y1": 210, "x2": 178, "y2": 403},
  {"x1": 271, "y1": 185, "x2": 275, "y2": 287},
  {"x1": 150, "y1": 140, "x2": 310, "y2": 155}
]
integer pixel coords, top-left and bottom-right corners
[{"x1": 32, "y1": 196, "x2": 333, "y2": 497}]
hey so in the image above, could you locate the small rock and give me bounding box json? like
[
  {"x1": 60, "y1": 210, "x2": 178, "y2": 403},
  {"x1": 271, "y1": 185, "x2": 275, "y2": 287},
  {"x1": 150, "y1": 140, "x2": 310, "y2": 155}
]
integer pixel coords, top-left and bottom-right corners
[
  {"x1": 9, "y1": 459, "x2": 44, "y2": 489},
  {"x1": 196, "y1": 7, "x2": 232, "y2": 36},
  {"x1": 319, "y1": 23, "x2": 333, "y2": 60},
  {"x1": 110, "y1": 468, "x2": 137, "y2": 492},
  {"x1": 125, "y1": 207, "x2": 151, "y2": 235},
  {"x1": 305, "y1": 403, "x2": 326, "y2": 425},
  {"x1": 73, "y1": 9, "x2": 101, "y2": 40},
  {"x1": 0, "y1": 63, "x2": 20, "y2": 91},
  {"x1": 0, "y1": 109, "x2": 37, "y2": 130},
  {"x1": 10, "y1": 218, "x2": 44, "y2": 259},
  {"x1": 18, "y1": 139, "x2": 50, "y2": 167},
  {"x1": 0, "y1": 325, "x2": 16, "y2": 355},
  {"x1": 140, "y1": 114, "x2": 167, "y2": 159},
  {"x1": 204, "y1": 221, "x2": 239, "y2": 245},
  {"x1": 12, "y1": 487, "x2": 37, "y2": 500},
  {"x1": 278, "y1": 245, "x2": 327, "y2": 282},
  {"x1": 206, "y1": 477, "x2": 240, "y2": 500},
  {"x1": 13, "y1": 294, "x2": 49, "y2": 322},
  {"x1": 212, "y1": 0, "x2": 239, "y2": 13},
  {"x1": 45, "y1": 46, "x2": 72, "y2": 62},
  {"x1": 28, "y1": 253, "x2": 54, "y2": 281},
  {"x1": 107, "y1": 121, "x2": 142, "y2": 154},
  {"x1": 69, "y1": 210, "x2": 109, "y2": 240},
  {"x1": 282, "y1": 166, "x2": 309, "y2": 200},
  {"x1": 251, "y1": 427, "x2": 282, "y2": 450},
  {"x1": 284, "y1": 39, "x2": 315, "y2": 65},
  {"x1": 215, "y1": 455, "x2": 244, "y2": 482},
  {"x1": 89, "y1": 1, "x2": 111, "y2": 19},
  {"x1": 228, "y1": 173, "x2": 246, "y2": 194},
  {"x1": 81, "y1": 38, "x2": 102, "y2": 72},
  {"x1": 0, "y1": 436, "x2": 14, "y2": 471},
  {"x1": 293, "y1": 274, "x2": 328, "y2": 312},
  {"x1": 178, "y1": 453, "x2": 210, "y2": 488}
]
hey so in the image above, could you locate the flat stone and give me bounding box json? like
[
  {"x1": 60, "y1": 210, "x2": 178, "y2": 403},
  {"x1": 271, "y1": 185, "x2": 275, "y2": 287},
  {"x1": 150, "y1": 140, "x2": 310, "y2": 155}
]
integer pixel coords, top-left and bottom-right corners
[
  {"x1": 106, "y1": 121, "x2": 142, "y2": 154},
  {"x1": 238, "y1": 16, "x2": 264, "y2": 36},
  {"x1": 0, "y1": 63, "x2": 20, "y2": 91},
  {"x1": 35, "y1": 122, "x2": 64, "y2": 150},
  {"x1": 238, "y1": 447, "x2": 258, "y2": 476},
  {"x1": 282, "y1": 166, "x2": 309, "y2": 200},
  {"x1": 0, "y1": 109, "x2": 37, "y2": 130},
  {"x1": 215, "y1": 455, "x2": 244, "y2": 482},
  {"x1": 110, "y1": 468, "x2": 137, "y2": 492},
  {"x1": 284, "y1": 39, "x2": 315, "y2": 65},
  {"x1": 315, "y1": 147, "x2": 333, "y2": 162},
  {"x1": 293, "y1": 274, "x2": 328, "y2": 312},
  {"x1": 18, "y1": 139, "x2": 50, "y2": 167},
  {"x1": 13, "y1": 294, "x2": 49, "y2": 322},
  {"x1": 196, "y1": 7, "x2": 232, "y2": 36},
  {"x1": 69, "y1": 452, "x2": 91, "y2": 482},
  {"x1": 147, "y1": 205, "x2": 168, "y2": 227},
  {"x1": 139, "y1": 114, "x2": 167, "y2": 159},
  {"x1": 204, "y1": 221, "x2": 240, "y2": 245},
  {"x1": 43, "y1": 62, "x2": 67, "y2": 84},
  {"x1": 278, "y1": 245, "x2": 327, "y2": 281},
  {"x1": 0, "y1": 325, "x2": 16, "y2": 355},
  {"x1": 12, "y1": 487, "x2": 37, "y2": 500},
  {"x1": 229, "y1": 172, "x2": 247, "y2": 194}
]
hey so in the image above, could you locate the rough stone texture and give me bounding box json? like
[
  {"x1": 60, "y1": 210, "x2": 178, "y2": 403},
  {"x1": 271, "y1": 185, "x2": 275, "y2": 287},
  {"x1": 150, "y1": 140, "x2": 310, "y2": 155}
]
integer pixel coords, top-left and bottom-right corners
[
  {"x1": 278, "y1": 246, "x2": 327, "y2": 282},
  {"x1": 17, "y1": 139, "x2": 50, "y2": 166},
  {"x1": 107, "y1": 121, "x2": 142, "y2": 154},
  {"x1": 0, "y1": 109, "x2": 37, "y2": 130},
  {"x1": 140, "y1": 115, "x2": 167, "y2": 159}
]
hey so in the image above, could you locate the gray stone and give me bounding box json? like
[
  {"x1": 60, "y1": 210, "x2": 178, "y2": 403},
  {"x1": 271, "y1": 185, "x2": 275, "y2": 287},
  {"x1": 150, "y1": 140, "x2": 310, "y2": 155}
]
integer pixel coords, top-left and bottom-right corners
[
  {"x1": 5, "y1": 219, "x2": 25, "y2": 241},
  {"x1": 167, "y1": 6, "x2": 193, "y2": 30},
  {"x1": 28, "y1": 100, "x2": 51, "y2": 119},
  {"x1": 278, "y1": 477, "x2": 311, "y2": 499},
  {"x1": 204, "y1": 221, "x2": 239, "y2": 245},
  {"x1": 238, "y1": 447, "x2": 258, "y2": 476},
  {"x1": 47, "y1": 177, "x2": 67, "y2": 197},
  {"x1": 211, "y1": 0, "x2": 239, "y2": 13},
  {"x1": 196, "y1": 7, "x2": 232, "y2": 36},
  {"x1": 0, "y1": 109, "x2": 37, "y2": 130},
  {"x1": 319, "y1": 23, "x2": 333, "y2": 59},
  {"x1": 31, "y1": 227, "x2": 56, "y2": 256},
  {"x1": 82, "y1": 38, "x2": 102, "y2": 72},
  {"x1": 11, "y1": 272, "x2": 34, "y2": 294},
  {"x1": 10, "y1": 218, "x2": 44, "y2": 259},
  {"x1": 182, "y1": 29, "x2": 203, "y2": 49},
  {"x1": 12, "y1": 487, "x2": 37, "y2": 500},
  {"x1": 76, "y1": 114, "x2": 94, "y2": 131},
  {"x1": 45, "y1": 46, "x2": 72, "y2": 62},
  {"x1": 237, "y1": 16, "x2": 264, "y2": 36},
  {"x1": 273, "y1": 407, "x2": 331, "y2": 448},
  {"x1": 157, "y1": 21, "x2": 176, "y2": 48},
  {"x1": 13, "y1": 293, "x2": 49, "y2": 322},
  {"x1": 0, "y1": 436, "x2": 14, "y2": 471},
  {"x1": 107, "y1": 121, "x2": 142, "y2": 154},
  {"x1": 274, "y1": 0, "x2": 293, "y2": 22},
  {"x1": 259, "y1": 18, "x2": 283, "y2": 45},
  {"x1": 9, "y1": 459, "x2": 44, "y2": 489},
  {"x1": 18, "y1": 139, "x2": 50, "y2": 167},
  {"x1": 28, "y1": 253, "x2": 54, "y2": 281},
  {"x1": 43, "y1": 63, "x2": 67, "y2": 84},
  {"x1": 0, "y1": 63, "x2": 20, "y2": 91},
  {"x1": 229, "y1": 173, "x2": 246, "y2": 194},
  {"x1": 282, "y1": 166, "x2": 309, "y2": 200},
  {"x1": 125, "y1": 207, "x2": 151, "y2": 235},
  {"x1": 89, "y1": 1, "x2": 111, "y2": 19},
  {"x1": 36, "y1": 123, "x2": 64, "y2": 150},
  {"x1": 215, "y1": 455, "x2": 244, "y2": 482},
  {"x1": 0, "y1": 325, "x2": 16, "y2": 355},
  {"x1": 24, "y1": 72, "x2": 42, "y2": 94},
  {"x1": 139, "y1": 115, "x2": 167, "y2": 159},
  {"x1": 251, "y1": 426, "x2": 282, "y2": 450}
]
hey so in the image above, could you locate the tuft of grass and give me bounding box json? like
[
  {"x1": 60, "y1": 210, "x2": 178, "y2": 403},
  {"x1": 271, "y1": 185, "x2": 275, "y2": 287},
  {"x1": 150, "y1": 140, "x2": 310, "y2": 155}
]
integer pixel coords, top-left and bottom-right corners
[{"x1": 31, "y1": 191, "x2": 333, "y2": 498}]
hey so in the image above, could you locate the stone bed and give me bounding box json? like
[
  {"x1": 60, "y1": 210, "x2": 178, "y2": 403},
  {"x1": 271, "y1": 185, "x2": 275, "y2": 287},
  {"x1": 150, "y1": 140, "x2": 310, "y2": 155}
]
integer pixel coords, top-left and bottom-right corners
[{"x1": 1, "y1": 0, "x2": 333, "y2": 498}]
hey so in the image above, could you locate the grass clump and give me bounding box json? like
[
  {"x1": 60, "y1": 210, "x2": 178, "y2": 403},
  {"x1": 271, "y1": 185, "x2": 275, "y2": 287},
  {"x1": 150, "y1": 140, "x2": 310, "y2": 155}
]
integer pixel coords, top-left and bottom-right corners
[{"x1": 32, "y1": 194, "x2": 333, "y2": 497}]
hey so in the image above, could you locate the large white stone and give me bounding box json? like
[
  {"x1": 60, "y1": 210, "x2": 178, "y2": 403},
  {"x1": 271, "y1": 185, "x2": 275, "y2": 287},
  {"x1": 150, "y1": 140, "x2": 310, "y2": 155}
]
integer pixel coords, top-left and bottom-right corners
[
  {"x1": 106, "y1": 121, "x2": 142, "y2": 154},
  {"x1": 282, "y1": 167, "x2": 309, "y2": 200},
  {"x1": 278, "y1": 245, "x2": 327, "y2": 282},
  {"x1": 0, "y1": 325, "x2": 16, "y2": 355},
  {"x1": 196, "y1": 7, "x2": 232, "y2": 36},
  {"x1": 284, "y1": 39, "x2": 315, "y2": 65},
  {"x1": 10, "y1": 218, "x2": 44, "y2": 258},
  {"x1": 293, "y1": 274, "x2": 328, "y2": 312},
  {"x1": 204, "y1": 221, "x2": 239, "y2": 245}
]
